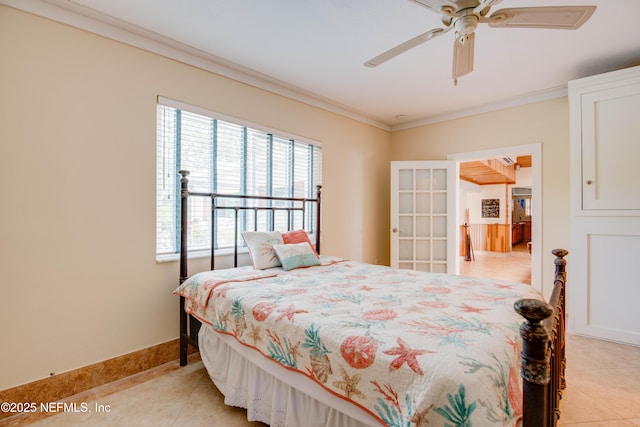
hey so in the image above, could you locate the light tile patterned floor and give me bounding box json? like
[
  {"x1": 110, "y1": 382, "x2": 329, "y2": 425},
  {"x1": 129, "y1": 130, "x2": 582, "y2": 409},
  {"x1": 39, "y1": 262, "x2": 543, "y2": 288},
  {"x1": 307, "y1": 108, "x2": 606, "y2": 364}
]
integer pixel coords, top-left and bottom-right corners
[
  {"x1": 7, "y1": 248, "x2": 640, "y2": 426},
  {"x1": 13, "y1": 333, "x2": 640, "y2": 426},
  {"x1": 459, "y1": 243, "x2": 532, "y2": 285}
]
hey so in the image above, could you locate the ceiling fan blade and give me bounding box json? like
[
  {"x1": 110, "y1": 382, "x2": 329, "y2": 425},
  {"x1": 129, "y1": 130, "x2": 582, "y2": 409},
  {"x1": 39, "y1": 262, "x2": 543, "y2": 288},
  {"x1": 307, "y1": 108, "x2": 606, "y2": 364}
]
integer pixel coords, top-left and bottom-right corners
[
  {"x1": 488, "y1": 6, "x2": 596, "y2": 29},
  {"x1": 364, "y1": 27, "x2": 450, "y2": 68},
  {"x1": 453, "y1": 32, "x2": 475, "y2": 80},
  {"x1": 473, "y1": 0, "x2": 500, "y2": 15},
  {"x1": 408, "y1": 0, "x2": 438, "y2": 13}
]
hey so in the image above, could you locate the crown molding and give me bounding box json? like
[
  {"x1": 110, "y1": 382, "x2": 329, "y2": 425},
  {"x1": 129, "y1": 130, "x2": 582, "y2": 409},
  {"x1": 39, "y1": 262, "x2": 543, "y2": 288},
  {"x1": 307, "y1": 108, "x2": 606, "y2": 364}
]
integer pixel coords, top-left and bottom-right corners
[
  {"x1": 2, "y1": 0, "x2": 569, "y2": 133},
  {"x1": 1, "y1": 0, "x2": 392, "y2": 131},
  {"x1": 391, "y1": 85, "x2": 568, "y2": 131}
]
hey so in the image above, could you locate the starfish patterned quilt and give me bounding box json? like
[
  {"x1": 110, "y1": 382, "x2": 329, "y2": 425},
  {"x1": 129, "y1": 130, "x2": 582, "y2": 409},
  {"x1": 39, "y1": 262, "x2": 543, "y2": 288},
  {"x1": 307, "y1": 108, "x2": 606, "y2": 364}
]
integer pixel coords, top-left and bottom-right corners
[{"x1": 174, "y1": 257, "x2": 540, "y2": 426}]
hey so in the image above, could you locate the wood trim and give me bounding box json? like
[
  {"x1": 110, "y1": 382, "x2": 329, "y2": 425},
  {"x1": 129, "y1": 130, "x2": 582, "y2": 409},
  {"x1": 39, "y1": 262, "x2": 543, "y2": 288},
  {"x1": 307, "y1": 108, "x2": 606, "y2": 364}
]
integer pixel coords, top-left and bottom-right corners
[
  {"x1": 460, "y1": 223, "x2": 511, "y2": 253},
  {"x1": 460, "y1": 159, "x2": 516, "y2": 185},
  {"x1": 0, "y1": 339, "x2": 197, "y2": 422},
  {"x1": 517, "y1": 155, "x2": 532, "y2": 168}
]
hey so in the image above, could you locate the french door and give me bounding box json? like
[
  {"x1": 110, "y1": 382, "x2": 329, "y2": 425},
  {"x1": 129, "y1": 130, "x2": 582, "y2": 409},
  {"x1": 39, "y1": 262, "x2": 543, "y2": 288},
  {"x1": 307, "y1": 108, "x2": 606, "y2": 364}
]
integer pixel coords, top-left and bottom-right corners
[{"x1": 390, "y1": 161, "x2": 459, "y2": 274}]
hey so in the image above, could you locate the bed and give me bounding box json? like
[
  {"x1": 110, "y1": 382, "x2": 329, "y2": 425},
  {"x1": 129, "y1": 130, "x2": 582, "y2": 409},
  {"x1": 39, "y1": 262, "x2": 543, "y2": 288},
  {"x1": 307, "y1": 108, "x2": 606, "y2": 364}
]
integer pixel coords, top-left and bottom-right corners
[{"x1": 174, "y1": 170, "x2": 567, "y2": 427}]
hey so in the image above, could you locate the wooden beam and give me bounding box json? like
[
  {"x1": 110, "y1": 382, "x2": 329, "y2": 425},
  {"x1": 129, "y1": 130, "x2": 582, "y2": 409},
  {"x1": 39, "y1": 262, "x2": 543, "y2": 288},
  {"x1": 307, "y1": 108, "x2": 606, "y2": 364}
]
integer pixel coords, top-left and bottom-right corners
[
  {"x1": 460, "y1": 159, "x2": 516, "y2": 185},
  {"x1": 517, "y1": 155, "x2": 532, "y2": 168}
]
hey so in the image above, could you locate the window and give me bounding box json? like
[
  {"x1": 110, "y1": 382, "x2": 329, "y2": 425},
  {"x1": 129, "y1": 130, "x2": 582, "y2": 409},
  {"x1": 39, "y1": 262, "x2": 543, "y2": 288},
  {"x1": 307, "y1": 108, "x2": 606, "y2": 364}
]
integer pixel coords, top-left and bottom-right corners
[
  {"x1": 156, "y1": 98, "x2": 322, "y2": 257},
  {"x1": 524, "y1": 197, "x2": 532, "y2": 217}
]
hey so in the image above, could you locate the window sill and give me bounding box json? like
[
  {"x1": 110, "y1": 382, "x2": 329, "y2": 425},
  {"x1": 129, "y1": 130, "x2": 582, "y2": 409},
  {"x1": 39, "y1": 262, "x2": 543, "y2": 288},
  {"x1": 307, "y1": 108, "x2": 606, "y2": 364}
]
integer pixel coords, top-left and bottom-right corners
[{"x1": 156, "y1": 247, "x2": 250, "y2": 264}]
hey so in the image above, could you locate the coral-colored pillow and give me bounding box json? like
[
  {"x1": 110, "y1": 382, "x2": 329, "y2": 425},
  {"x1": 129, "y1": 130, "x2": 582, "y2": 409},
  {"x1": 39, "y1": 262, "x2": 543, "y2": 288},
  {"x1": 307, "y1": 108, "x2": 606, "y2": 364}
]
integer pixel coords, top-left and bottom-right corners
[{"x1": 282, "y1": 230, "x2": 319, "y2": 256}]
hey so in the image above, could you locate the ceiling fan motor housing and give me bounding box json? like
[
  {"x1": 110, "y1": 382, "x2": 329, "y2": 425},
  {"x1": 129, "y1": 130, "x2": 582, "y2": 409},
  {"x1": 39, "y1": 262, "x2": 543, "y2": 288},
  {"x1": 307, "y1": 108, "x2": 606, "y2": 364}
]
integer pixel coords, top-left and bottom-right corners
[{"x1": 453, "y1": 9, "x2": 479, "y2": 43}]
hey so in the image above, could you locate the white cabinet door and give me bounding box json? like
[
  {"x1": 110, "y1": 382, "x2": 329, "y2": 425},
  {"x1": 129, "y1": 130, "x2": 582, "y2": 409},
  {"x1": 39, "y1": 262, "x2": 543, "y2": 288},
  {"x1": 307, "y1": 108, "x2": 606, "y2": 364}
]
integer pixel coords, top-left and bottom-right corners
[
  {"x1": 390, "y1": 161, "x2": 458, "y2": 274},
  {"x1": 570, "y1": 66, "x2": 640, "y2": 214},
  {"x1": 569, "y1": 66, "x2": 640, "y2": 346},
  {"x1": 571, "y1": 221, "x2": 640, "y2": 346}
]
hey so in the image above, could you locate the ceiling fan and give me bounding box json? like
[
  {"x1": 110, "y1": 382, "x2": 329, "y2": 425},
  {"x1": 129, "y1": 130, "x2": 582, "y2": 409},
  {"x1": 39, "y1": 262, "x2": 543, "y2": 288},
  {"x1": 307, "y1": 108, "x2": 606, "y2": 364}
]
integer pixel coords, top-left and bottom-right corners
[{"x1": 364, "y1": 0, "x2": 596, "y2": 84}]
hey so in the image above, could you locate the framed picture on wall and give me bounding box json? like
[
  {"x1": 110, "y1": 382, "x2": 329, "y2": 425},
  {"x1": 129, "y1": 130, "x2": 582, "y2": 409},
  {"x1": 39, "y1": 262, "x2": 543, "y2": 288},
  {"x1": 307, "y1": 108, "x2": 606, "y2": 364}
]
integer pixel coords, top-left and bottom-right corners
[{"x1": 481, "y1": 198, "x2": 500, "y2": 218}]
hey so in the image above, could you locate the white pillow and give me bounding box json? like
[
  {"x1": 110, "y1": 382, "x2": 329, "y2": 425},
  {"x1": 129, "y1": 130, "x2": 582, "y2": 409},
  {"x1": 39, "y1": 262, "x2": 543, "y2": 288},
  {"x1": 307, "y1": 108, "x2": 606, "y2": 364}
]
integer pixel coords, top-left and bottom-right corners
[
  {"x1": 272, "y1": 242, "x2": 321, "y2": 271},
  {"x1": 241, "y1": 231, "x2": 284, "y2": 270}
]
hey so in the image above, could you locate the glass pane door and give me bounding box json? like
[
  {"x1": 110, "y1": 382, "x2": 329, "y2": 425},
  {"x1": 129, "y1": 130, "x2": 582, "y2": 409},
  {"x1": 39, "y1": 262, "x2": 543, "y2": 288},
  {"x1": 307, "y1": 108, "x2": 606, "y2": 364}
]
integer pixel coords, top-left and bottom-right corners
[{"x1": 391, "y1": 161, "x2": 458, "y2": 274}]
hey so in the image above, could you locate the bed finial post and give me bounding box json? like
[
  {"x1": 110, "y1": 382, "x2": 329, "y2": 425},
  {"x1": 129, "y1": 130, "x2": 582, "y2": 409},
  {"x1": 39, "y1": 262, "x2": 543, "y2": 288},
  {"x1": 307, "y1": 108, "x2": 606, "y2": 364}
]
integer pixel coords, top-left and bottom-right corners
[
  {"x1": 178, "y1": 169, "x2": 190, "y2": 366},
  {"x1": 551, "y1": 248, "x2": 568, "y2": 394},
  {"x1": 315, "y1": 185, "x2": 322, "y2": 254},
  {"x1": 514, "y1": 298, "x2": 553, "y2": 427},
  {"x1": 552, "y1": 248, "x2": 568, "y2": 283}
]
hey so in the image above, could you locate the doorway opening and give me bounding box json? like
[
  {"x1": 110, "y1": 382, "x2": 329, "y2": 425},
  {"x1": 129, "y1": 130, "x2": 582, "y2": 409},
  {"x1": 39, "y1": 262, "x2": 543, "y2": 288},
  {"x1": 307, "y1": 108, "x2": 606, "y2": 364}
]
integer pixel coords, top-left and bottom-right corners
[{"x1": 449, "y1": 143, "x2": 541, "y2": 291}]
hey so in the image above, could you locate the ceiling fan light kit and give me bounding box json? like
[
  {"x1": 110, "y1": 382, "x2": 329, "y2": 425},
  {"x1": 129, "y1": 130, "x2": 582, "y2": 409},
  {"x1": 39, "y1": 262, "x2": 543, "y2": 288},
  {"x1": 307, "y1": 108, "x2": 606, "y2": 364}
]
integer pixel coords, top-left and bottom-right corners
[{"x1": 364, "y1": 1, "x2": 597, "y2": 83}]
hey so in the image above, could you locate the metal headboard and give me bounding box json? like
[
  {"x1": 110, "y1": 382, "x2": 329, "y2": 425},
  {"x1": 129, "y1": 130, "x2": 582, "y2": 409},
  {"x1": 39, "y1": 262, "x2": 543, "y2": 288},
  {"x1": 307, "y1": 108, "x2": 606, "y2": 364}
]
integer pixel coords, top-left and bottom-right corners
[{"x1": 177, "y1": 169, "x2": 321, "y2": 365}]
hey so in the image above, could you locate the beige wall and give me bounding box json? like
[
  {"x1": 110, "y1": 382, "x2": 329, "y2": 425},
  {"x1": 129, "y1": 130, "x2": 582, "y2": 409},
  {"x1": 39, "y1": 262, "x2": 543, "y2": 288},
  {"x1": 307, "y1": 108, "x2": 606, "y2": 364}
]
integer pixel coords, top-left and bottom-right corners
[
  {"x1": 0, "y1": 5, "x2": 572, "y2": 391},
  {"x1": 0, "y1": 7, "x2": 391, "y2": 390},
  {"x1": 391, "y1": 98, "x2": 571, "y2": 298}
]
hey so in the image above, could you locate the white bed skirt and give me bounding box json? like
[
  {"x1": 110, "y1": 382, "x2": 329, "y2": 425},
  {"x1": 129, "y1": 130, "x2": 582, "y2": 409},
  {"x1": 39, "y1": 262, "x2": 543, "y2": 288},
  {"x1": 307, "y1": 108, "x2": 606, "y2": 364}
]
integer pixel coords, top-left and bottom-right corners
[{"x1": 198, "y1": 325, "x2": 380, "y2": 427}]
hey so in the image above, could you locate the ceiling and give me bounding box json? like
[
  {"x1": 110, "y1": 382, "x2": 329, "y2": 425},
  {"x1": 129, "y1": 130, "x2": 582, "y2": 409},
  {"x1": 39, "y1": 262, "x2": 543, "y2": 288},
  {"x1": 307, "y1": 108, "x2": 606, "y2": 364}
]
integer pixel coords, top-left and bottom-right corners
[
  {"x1": 9, "y1": 0, "x2": 640, "y2": 129},
  {"x1": 460, "y1": 155, "x2": 531, "y2": 185}
]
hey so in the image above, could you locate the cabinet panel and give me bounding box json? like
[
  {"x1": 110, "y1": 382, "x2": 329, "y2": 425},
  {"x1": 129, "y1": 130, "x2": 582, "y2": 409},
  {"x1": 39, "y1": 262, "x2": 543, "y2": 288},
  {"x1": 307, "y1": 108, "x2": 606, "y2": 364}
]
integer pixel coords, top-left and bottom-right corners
[
  {"x1": 572, "y1": 229, "x2": 640, "y2": 345},
  {"x1": 523, "y1": 221, "x2": 531, "y2": 241},
  {"x1": 512, "y1": 223, "x2": 523, "y2": 245},
  {"x1": 570, "y1": 66, "x2": 640, "y2": 215},
  {"x1": 581, "y1": 86, "x2": 640, "y2": 210}
]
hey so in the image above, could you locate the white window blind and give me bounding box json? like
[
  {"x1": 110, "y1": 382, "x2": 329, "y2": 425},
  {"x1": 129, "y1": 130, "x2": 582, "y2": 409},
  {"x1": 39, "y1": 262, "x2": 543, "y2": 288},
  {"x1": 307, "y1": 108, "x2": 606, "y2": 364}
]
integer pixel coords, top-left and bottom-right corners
[{"x1": 156, "y1": 100, "x2": 322, "y2": 257}]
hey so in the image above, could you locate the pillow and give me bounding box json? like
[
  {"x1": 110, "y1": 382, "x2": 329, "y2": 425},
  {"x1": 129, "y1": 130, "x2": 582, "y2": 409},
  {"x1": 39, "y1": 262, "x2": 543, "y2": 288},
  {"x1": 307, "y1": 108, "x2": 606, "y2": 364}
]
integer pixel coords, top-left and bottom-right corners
[
  {"x1": 282, "y1": 229, "x2": 319, "y2": 256},
  {"x1": 272, "y1": 242, "x2": 321, "y2": 271},
  {"x1": 241, "y1": 231, "x2": 284, "y2": 270}
]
